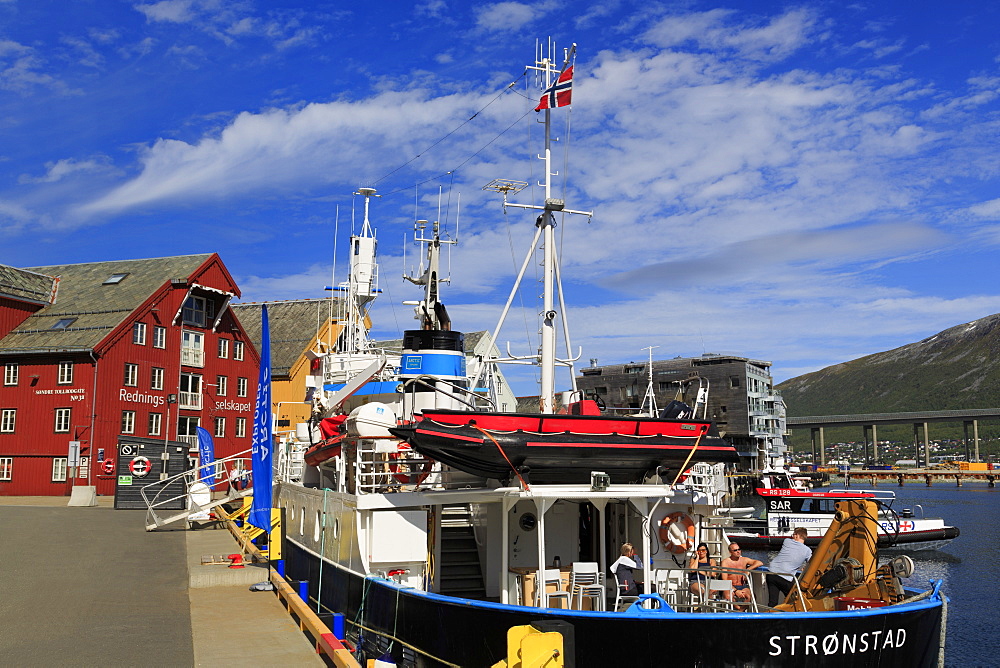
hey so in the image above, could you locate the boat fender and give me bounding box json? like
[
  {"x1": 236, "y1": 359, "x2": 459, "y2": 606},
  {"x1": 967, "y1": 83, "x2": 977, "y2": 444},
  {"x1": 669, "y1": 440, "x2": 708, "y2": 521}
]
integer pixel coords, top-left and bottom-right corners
[
  {"x1": 658, "y1": 512, "x2": 696, "y2": 554},
  {"x1": 388, "y1": 452, "x2": 433, "y2": 486},
  {"x1": 129, "y1": 456, "x2": 151, "y2": 477}
]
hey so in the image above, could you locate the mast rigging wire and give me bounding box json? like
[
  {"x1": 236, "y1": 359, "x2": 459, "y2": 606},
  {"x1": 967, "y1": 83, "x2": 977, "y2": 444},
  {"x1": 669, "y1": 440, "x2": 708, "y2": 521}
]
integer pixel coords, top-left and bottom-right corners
[{"x1": 373, "y1": 73, "x2": 527, "y2": 189}]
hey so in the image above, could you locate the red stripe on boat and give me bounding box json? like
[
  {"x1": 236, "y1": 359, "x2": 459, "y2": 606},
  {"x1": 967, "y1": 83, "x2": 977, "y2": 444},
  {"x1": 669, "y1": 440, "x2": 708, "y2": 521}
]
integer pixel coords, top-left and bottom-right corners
[
  {"x1": 524, "y1": 442, "x2": 734, "y2": 450},
  {"x1": 414, "y1": 429, "x2": 484, "y2": 443}
]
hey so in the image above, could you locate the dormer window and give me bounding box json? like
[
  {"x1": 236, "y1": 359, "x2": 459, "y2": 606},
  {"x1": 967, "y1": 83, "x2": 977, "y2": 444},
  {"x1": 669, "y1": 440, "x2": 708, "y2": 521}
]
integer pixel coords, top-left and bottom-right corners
[
  {"x1": 103, "y1": 273, "x2": 129, "y2": 285},
  {"x1": 182, "y1": 295, "x2": 215, "y2": 327},
  {"x1": 50, "y1": 318, "x2": 77, "y2": 330}
]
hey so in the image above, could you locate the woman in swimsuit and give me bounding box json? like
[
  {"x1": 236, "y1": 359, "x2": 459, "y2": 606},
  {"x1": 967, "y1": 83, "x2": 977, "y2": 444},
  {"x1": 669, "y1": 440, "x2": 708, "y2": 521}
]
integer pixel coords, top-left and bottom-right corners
[{"x1": 687, "y1": 542, "x2": 718, "y2": 597}]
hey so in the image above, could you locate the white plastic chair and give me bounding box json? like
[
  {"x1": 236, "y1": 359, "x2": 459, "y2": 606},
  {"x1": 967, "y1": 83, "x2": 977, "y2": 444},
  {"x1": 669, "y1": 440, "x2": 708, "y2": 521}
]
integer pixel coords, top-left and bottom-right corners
[
  {"x1": 569, "y1": 562, "x2": 605, "y2": 611},
  {"x1": 705, "y1": 579, "x2": 734, "y2": 610},
  {"x1": 613, "y1": 572, "x2": 640, "y2": 611},
  {"x1": 654, "y1": 569, "x2": 684, "y2": 608},
  {"x1": 534, "y1": 569, "x2": 570, "y2": 608}
]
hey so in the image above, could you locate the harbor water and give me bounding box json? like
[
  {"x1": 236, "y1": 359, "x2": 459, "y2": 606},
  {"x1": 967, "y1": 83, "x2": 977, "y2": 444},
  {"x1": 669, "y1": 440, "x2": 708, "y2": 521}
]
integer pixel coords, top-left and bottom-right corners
[{"x1": 741, "y1": 481, "x2": 997, "y2": 667}]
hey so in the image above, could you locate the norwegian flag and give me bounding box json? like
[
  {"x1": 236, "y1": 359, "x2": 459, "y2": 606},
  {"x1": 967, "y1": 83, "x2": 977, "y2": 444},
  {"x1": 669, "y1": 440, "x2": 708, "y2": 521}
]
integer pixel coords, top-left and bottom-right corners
[{"x1": 534, "y1": 65, "x2": 573, "y2": 111}]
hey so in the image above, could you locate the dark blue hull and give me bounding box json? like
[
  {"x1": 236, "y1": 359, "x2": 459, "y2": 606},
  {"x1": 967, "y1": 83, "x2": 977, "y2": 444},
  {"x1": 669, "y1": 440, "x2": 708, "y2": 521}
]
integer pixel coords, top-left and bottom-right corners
[{"x1": 285, "y1": 539, "x2": 946, "y2": 667}]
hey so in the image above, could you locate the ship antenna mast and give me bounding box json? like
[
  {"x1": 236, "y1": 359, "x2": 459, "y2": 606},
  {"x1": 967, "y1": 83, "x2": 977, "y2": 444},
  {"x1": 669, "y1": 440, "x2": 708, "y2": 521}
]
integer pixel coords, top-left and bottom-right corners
[
  {"x1": 639, "y1": 345, "x2": 659, "y2": 416},
  {"x1": 480, "y1": 39, "x2": 591, "y2": 413}
]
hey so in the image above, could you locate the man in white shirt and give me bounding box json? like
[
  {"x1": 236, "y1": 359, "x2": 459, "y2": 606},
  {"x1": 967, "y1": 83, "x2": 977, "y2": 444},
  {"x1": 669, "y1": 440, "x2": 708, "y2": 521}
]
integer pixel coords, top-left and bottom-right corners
[{"x1": 766, "y1": 527, "x2": 812, "y2": 607}]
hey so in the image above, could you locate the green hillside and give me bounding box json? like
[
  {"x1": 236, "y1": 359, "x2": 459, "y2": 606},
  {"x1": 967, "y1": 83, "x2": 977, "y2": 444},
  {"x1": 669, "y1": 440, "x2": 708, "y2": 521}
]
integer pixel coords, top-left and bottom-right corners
[{"x1": 777, "y1": 313, "x2": 1000, "y2": 447}]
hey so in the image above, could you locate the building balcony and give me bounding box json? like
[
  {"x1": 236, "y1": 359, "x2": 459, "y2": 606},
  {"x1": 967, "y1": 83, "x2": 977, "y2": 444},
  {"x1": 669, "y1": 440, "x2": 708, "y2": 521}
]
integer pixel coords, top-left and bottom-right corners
[
  {"x1": 178, "y1": 392, "x2": 202, "y2": 410},
  {"x1": 181, "y1": 348, "x2": 204, "y2": 367}
]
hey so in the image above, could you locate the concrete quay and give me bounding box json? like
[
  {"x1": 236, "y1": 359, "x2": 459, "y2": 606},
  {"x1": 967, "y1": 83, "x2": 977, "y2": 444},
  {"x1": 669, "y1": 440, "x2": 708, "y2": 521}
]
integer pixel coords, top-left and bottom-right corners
[{"x1": 0, "y1": 496, "x2": 323, "y2": 667}]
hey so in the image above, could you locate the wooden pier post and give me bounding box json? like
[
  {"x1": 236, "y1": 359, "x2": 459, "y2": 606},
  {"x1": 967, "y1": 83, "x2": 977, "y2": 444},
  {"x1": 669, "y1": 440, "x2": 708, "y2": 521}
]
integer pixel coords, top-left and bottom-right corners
[
  {"x1": 925, "y1": 475, "x2": 932, "y2": 487},
  {"x1": 897, "y1": 474, "x2": 904, "y2": 487},
  {"x1": 955, "y1": 474, "x2": 962, "y2": 487}
]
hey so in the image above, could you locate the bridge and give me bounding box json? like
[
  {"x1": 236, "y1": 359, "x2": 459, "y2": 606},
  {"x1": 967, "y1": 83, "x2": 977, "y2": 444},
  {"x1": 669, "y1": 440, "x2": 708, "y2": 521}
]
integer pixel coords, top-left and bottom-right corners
[{"x1": 785, "y1": 408, "x2": 1000, "y2": 465}]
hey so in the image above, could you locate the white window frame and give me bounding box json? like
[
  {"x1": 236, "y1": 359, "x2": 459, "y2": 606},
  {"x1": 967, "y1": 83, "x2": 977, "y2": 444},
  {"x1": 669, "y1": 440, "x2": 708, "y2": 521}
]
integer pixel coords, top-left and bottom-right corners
[
  {"x1": 1, "y1": 408, "x2": 15, "y2": 433},
  {"x1": 216, "y1": 375, "x2": 228, "y2": 396},
  {"x1": 181, "y1": 330, "x2": 205, "y2": 367},
  {"x1": 133, "y1": 322, "x2": 147, "y2": 345},
  {"x1": 182, "y1": 295, "x2": 214, "y2": 327},
  {"x1": 148, "y1": 412, "x2": 162, "y2": 437},
  {"x1": 217, "y1": 338, "x2": 229, "y2": 358},
  {"x1": 121, "y1": 410, "x2": 136, "y2": 434},
  {"x1": 3, "y1": 363, "x2": 17, "y2": 386},
  {"x1": 235, "y1": 417, "x2": 246, "y2": 438},
  {"x1": 233, "y1": 340, "x2": 245, "y2": 361},
  {"x1": 52, "y1": 457, "x2": 68, "y2": 482},
  {"x1": 214, "y1": 416, "x2": 226, "y2": 438},
  {"x1": 54, "y1": 407, "x2": 71, "y2": 433},
  {"x1": 177, "y1": 416, "x2": 200, "y2": 448},
  {"x1": 236, "y1": 377, "x2": 248, "y2": 398},
  {"x1": 58, "y1": 361, "x2": 73, "y2": 385},
  {"x1": 151, "y1": 367, "x2": 164, "y2": 391},
  {"x1": 179, "y1": 373, "x2": 203, "y2": 409},
  {"x1": 124, "y1": 363, "x2": 139, "y2": 387},
  {"x1": 0, "y1": 457, "x2": 11, "y2": 480},
  {"x1": 153, "y1": 325, "x2": 166, "y2": 349}
]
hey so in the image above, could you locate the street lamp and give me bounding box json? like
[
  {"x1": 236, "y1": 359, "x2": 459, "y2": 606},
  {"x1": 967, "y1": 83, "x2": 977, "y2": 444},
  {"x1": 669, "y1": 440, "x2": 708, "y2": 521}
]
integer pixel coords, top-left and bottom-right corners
[{"x1": 161, "y1": 393, "x2": 177, "y2": 480}]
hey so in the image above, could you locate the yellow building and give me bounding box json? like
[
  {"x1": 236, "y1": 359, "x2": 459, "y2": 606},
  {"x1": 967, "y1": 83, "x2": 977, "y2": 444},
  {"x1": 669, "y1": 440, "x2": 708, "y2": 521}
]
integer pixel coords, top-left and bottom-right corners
[{"x1": 232, "y1": 298, "x2": 347, "y2": 437}]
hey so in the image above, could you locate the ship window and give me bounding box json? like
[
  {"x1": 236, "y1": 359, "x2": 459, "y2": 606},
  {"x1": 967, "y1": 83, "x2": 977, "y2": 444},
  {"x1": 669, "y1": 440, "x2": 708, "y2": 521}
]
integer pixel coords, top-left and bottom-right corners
[{"x1": 799, "y1": 500, "x2": 812, "y2": 512}]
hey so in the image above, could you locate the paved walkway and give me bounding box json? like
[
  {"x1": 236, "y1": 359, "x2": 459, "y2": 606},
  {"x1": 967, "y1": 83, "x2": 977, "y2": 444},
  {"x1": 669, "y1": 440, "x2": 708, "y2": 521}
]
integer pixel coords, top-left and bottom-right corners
[{"x1": 0, "y1": 496, "x2": 323, "y2": 667}]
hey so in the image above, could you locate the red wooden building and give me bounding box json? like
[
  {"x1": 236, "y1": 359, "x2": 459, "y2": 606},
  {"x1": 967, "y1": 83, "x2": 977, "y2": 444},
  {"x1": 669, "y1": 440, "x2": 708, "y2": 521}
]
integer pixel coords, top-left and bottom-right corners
[{"x1": 0, "y1": 254, "x2": 260, "y2": 496}]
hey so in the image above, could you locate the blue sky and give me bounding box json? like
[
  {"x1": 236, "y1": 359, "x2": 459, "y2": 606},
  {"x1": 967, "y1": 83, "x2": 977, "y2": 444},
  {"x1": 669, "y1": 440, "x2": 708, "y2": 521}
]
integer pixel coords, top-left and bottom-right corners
[{"x1": 4, "y1": 1, "x2": 1000, "y2": 397}]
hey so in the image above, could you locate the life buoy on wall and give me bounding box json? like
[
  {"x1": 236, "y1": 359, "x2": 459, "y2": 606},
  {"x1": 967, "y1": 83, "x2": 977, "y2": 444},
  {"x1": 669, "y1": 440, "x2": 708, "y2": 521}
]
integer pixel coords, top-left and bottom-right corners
[
  {"x1": 129, "y1": 456, "x2": 151, "y2": 477},
  {"x1": 388, "y1": 452, "x2": 433, "y2": 486},
  {"x1": 101, "y1": 459, "x2": 115, "y2": 475},
  {"x1": 658, "y1": 512, "x2": 696, "y2": 554}
]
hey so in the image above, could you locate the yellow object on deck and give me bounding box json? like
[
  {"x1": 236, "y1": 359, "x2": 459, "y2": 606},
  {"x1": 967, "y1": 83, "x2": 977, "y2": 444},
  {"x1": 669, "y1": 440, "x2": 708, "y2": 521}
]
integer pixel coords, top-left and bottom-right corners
[
  {"x1": 491, "y1": 625, "x2": 564, "y2": 668},
  {"x1": 960, "y1": 462, "x2": 989, "y2": 471},
  {"x1": 219, "y1": 497, "x2": 283, "y2": 560}
]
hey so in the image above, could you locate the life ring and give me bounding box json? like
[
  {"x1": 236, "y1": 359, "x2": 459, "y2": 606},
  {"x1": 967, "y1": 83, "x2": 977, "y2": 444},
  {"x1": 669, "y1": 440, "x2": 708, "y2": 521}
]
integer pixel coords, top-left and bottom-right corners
[
  {"x1": 658, "y1": 512, "x2": 696, "y2": 554},
  {"x1": 388, "y1": 452, "x2": 432, "y2": 486},
  {"x1": 129, "y1": 456, "x2": 151, "y2": 478},
  {"x1": 101, "y1": 458, "x2": 115, "y2": 475}
]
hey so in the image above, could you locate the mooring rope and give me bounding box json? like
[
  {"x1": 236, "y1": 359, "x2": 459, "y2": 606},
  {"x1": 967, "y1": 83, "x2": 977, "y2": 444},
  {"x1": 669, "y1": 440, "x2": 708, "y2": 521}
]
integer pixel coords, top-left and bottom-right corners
[
  {"x1": 473, "y1": 423, "x2": 529, "y2": 491},
  {"x1": 671, "y1": 424, "x2": 709, "y2": 486}
]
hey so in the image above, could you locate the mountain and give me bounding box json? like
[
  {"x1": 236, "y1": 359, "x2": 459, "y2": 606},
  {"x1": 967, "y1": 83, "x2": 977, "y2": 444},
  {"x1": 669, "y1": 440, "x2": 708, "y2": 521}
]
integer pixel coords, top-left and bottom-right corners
[{"x1": 778, "y1": 313, "x2": 1000, "y2": 417}]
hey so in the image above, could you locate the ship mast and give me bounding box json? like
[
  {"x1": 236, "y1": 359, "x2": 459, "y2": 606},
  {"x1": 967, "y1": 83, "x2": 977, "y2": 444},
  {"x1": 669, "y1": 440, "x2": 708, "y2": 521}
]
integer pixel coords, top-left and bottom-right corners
[
  {"x1": 483, "y1": 40, "x2": 591, "y2": 413},
  {"x1": 403, "y1": 214, "x2": 456, "y2": 331}
]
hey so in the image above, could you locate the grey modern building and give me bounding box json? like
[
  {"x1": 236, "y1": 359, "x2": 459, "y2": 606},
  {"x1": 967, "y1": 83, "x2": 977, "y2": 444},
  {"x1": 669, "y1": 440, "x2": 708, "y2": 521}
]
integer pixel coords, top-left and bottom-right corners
[{"x1": 575, "y1": 354, "x2": 787, "y2": 468}]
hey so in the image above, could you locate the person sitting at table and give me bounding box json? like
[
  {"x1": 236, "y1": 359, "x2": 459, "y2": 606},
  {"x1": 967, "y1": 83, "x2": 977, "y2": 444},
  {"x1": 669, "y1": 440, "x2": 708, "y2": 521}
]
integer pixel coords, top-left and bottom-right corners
[
  {"x1": 688, "y1": 542, "x2": 718, "y2": 598},
  {"x1": 720, "y1": 542, "x2": 763, "y2": 608},
  {"x1": 609, "y1": 542, "x2": 643, "y2": 596}
]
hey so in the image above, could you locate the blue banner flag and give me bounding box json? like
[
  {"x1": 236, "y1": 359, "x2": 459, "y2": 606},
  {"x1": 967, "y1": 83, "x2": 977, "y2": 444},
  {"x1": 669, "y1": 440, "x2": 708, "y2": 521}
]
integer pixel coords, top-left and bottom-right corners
[
  {"x1": 248, "y1": 305, "x2": 273, "y2": 531},
  {"x1": 196, "y1": 426, "x2": 215, "y2": 485}
]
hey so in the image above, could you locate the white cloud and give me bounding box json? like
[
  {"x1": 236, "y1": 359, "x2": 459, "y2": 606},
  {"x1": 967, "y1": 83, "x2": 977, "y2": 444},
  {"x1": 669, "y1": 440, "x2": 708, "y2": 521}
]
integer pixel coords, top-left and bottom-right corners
[
  {"x1": 643, "y1": 8, "x2": 818, "y2": 62},
  {"x1": 19, "y1": 158, "x2": 114, "y2": 184},
  {"x1": 77, "y1": 88, "x2": 507, "y2": 217},
  {"x1": 966, "y1": 198, "x2": 1000, "y2": 219},
  {"x1": 134, "y1": 0, "x2": 196, "y2": 23},
  {"x1": 475, "y1": 2, "x2": 543, "y2": 32},
  {"x1": 0, "y1": 40, "x2": 66, "y2": 92}
]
